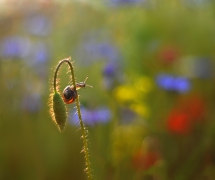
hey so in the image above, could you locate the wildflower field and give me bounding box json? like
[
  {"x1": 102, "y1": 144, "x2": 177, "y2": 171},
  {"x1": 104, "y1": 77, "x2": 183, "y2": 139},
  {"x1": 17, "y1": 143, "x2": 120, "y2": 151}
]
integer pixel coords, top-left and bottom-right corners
[{"x1": 1, "y1": 0, "x2": 215, "y2": 180}]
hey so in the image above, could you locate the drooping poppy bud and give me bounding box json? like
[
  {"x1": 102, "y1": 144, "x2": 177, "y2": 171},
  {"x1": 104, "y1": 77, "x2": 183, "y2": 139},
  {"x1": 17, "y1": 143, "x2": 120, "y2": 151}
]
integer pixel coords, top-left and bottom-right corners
[{"x1": 52, "y1": 92, "x2": 67, "y2": 131}]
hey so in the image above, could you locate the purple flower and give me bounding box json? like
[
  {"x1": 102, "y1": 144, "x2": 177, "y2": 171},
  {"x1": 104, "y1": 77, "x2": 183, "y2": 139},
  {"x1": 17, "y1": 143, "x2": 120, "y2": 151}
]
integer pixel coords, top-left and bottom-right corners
[
  {"x1": 98, "y1": 43, "x2": 119, "y2": 62},
  {"x1": 75, "y1": 32, "x2": 120, "y2": 66},
  {"x1": 156, "y1": 74, "x2": 174, "y2": 91},
  {"x1": 156, "y1": 74, "x2": 191, "y2": 93},
  {"x1": 103, "y1": 62, "x2": 117, "y2": 77},
  {"x1": 22, "y1": 42, "x2": 49, "y2": 78},
  {"x1": 174, "y1": 77, "x2": 191, "y2": 93},
  {"x1": 24, "y1": 15, "x2": 51, "y2": 36},
  {"x1": 24, "y1": 42, "x2": 49, "y2": 66},
  {"x1": 81, "y1": 42, "x2": 119, "y2": 62},
  {"x1": 0, "y1": 36, "x2": 30, "y2": 58},
  {"x1": 93, "y1": 108, "x2": 111, "y2": 123},
  {"x1": 102, "y1": 62, "x2": 121, "y2": 90},
  {"x1": 69, "y1": 107, "x2": 112, "y2": 126}
]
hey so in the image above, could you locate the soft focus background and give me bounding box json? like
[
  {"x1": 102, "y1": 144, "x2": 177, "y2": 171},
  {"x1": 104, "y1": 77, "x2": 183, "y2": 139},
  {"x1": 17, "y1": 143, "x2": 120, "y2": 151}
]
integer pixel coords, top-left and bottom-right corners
[{"x1": 1, "y1": 0, "x2": 215, "y2": 179}]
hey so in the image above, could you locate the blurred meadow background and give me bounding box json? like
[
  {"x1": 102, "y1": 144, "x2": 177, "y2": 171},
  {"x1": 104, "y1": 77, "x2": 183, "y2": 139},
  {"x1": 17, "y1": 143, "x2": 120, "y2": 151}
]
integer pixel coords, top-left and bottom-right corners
[{"x1": 1, "y1": 0, "x2": 215, "y2": 179}]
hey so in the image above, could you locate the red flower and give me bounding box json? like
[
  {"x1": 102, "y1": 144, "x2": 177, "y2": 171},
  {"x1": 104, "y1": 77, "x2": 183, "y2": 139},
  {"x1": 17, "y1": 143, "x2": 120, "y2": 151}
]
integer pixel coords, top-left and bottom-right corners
[
  {"x1": 167, "y1": 109, "x2": 191, "y2": 135},
  {"x1": 167, "y1": 95, "x2": 206, "y2": 135}
]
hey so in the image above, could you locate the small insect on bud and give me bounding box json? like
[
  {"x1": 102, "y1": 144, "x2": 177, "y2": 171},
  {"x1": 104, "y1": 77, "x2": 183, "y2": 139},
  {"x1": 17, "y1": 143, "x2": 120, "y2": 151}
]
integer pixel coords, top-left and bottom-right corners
[
  {"x1": 52, "y1": 92, "x2": 67, "y2": 131},
  {"x1": 62, "y1": 76, "x2": 93, "y2": 104},
  {"x1": 62, "y1": 86, "x2": 77, "y2": 104}
]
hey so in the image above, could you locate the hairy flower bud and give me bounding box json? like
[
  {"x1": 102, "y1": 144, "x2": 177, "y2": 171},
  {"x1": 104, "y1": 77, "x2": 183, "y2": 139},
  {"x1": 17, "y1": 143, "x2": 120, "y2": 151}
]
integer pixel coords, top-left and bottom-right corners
[{"x1": 52, "y1": 92, "x2": 67, "y2": 131}]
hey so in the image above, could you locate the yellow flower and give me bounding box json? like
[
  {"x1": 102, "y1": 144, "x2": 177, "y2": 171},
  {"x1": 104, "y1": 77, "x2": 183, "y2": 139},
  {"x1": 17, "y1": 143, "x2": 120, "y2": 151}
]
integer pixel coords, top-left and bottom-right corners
[
  {"x1": 113, "y1": 76, "x2": 152, "y2": 118},
  {"x1": 114, "y1": 85, "x2": 140, "y2": 102},
  {"x1": 130, "y1": 103, "x2": 149, "y2": 117}
]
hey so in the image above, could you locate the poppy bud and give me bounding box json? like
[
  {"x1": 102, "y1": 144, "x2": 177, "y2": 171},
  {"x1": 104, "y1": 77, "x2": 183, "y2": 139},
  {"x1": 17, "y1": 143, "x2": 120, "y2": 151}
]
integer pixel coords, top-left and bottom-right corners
[{"x1": 52, "y1": 92, "x2": 67, "y2": 131}]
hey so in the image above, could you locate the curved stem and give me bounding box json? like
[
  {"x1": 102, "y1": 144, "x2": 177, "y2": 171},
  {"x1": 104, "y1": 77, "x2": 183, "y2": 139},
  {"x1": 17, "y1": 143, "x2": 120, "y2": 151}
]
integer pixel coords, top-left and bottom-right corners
[
  {"x1": 53, "y1": 57, "x2": 92, "y2": 180},
  {"x1": 53, "y1": 57, "x2": 76, "y2": 93}
]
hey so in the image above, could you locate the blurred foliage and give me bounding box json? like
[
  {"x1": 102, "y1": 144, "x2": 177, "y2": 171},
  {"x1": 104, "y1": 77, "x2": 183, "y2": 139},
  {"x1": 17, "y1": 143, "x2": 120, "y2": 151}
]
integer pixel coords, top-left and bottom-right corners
[{"x1": 1, "y1": 0, "x2": 215, "y2": 180}]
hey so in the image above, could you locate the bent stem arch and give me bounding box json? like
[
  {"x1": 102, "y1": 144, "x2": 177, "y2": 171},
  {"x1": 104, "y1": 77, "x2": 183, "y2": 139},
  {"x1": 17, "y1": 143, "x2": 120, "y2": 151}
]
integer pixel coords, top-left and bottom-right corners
[{"x1": 53, "y1": 57, "x2": 92, "y2": 180}]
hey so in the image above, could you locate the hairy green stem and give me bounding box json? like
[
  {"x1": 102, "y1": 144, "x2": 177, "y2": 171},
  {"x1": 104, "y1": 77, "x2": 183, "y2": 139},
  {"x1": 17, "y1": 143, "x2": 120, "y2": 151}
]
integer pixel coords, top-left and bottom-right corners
[
  {"x1": 75, "y1": 96, "x2": 92, "y2": 180},
  {"x1": 53, "y1": 57, "x2": 92, "y2": 179},
  {"x1": 53, "y1": 58, "x2": 74, "y2": 93}
]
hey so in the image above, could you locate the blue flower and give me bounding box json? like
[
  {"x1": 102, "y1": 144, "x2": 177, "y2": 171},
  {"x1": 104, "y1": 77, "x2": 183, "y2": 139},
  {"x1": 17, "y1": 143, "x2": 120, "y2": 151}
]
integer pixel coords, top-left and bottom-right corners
[
  {"x1": 22, "y1": 42, "x2": 49, "y2": 78},
  {"x1": 156, "y1": 74, "x2": 191, "y2": 93},
  {"x1": 75, "y1": 32, "x2": 120, "y2": 66},
  {"x1": 102, "y1": 62, "x2": 122, "y2": 90},
  {"x1": 156, "y1": 74, "x2": 175, "y2": 91},
  {"x1": 24, "y1": 15, "x2": 51, "y2": 36},
  {"x1": 69, "y1": 107, "x2": 112, "y2": 126},
  {"x1": 103, "y1": 62, "x2": 117, "y2": 77},
  {"x1": 174, "y1": 77, "x2": 191, "y2": 93},
  {"x1": 0, "y1": 36, "x2": 30, "y2": 58},
  {"x1": 80, "y1": 42, "x2": 119, "y2": 62},
  {"x1": 97, "y1": 43, "x2": 119, "y2": 62},
  {"x1": 93, "y1": 108, "x2": 111, "y2": 123},
  {"x1": 24, "y1": 42, "x2": 49, "y2": 66}
]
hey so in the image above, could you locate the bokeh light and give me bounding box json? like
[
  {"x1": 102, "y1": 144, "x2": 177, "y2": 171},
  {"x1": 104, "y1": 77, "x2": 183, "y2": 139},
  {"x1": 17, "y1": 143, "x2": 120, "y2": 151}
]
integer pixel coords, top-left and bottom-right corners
[{"x1": 1, "y1": 0, "x2": 215, "y2": 179}]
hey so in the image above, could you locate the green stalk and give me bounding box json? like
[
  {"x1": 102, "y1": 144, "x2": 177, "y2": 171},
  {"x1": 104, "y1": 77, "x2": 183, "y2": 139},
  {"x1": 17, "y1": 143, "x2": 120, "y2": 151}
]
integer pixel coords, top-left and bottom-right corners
[{"x1": 53, "y1": 57, "x2": 92, "y2": 179}]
